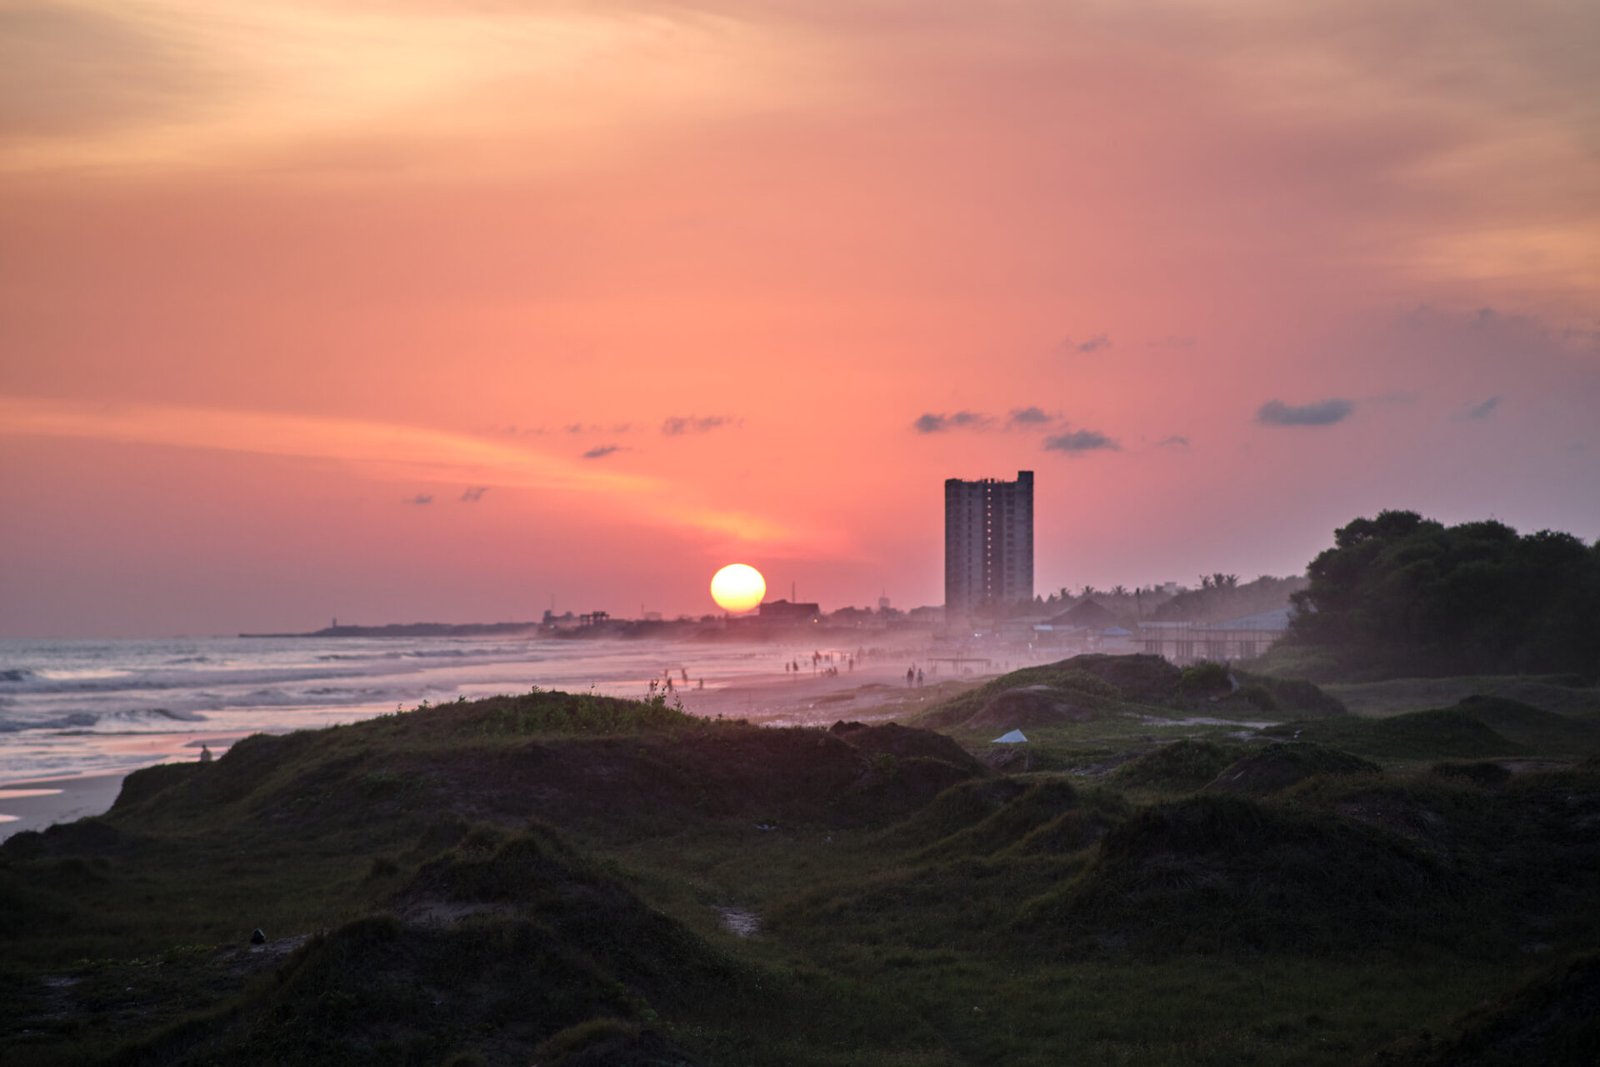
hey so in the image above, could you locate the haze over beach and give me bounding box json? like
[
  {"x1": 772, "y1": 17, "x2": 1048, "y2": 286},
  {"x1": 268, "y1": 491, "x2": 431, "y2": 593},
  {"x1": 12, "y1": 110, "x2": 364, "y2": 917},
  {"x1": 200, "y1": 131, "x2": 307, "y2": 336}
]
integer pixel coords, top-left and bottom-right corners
[
  {"x1": 6, "y1": 8, "x2": 1600, "y2": 1065},
  {"x1": 2, "y1": 1, "x2": 1598, "y2": 639}
]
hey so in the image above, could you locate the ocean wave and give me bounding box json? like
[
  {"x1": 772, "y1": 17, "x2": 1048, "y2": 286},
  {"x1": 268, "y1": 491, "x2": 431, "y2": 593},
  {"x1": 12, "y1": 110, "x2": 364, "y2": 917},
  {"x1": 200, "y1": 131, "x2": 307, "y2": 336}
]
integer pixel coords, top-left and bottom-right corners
[
  {"x1": 0, "y1": 711, "x2": 97, "y2": 733},
  {"x1": 0, "y1": 707, "x2": 209, "y2": 734},
  {"x1": 113, "y1": 707, "x2": 209, "y2": 724}
]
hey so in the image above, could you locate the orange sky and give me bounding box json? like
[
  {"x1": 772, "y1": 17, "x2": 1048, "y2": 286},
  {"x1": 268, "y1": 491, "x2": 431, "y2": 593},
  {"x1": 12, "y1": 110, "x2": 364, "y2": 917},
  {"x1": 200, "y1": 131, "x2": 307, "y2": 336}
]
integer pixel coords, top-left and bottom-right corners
[{"x1": 2, "y1": 1, "x2": 1598, "y2": 637}]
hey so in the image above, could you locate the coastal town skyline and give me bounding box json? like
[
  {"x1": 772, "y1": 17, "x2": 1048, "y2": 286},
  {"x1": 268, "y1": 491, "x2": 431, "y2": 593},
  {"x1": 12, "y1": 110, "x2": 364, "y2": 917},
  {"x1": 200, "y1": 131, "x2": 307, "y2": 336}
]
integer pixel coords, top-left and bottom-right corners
[{"x1": 3, "y1": 2, "x2": 1599, "y2": 638}]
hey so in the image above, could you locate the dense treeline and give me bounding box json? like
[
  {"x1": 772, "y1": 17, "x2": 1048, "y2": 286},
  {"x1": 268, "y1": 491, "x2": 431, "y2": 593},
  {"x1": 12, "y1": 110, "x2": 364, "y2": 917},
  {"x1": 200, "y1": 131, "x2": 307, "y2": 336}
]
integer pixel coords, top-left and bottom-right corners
[
  {"x1": 1150, "y1": 574, "x2": 1305, "y2": 624},
  {"x1": 1281, "y1": 510, "x2": 1600, "y2": 680}
]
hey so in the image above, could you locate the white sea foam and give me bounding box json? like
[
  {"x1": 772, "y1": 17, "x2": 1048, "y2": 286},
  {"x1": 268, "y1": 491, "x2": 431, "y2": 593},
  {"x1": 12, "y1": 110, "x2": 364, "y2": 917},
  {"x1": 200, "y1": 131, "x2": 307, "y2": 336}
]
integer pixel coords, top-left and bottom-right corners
[{"x1": 0, "y1": 634, "x2": 867, "y2": 783}]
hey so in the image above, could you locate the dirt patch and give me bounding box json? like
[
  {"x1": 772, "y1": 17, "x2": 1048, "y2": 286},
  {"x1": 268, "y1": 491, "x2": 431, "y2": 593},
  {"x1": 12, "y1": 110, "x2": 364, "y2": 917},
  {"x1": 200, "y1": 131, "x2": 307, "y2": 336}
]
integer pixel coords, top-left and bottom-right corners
[{"x1": 715, "y1": 907, "x2": 760, "y2": 938}]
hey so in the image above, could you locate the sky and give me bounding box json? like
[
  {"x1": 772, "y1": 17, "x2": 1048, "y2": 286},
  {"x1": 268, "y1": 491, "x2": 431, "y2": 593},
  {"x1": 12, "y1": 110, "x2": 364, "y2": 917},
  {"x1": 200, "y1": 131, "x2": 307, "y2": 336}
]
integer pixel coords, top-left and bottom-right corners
[{"x1": 2, "y1": 0, "x2": 1598, "y2": 638}]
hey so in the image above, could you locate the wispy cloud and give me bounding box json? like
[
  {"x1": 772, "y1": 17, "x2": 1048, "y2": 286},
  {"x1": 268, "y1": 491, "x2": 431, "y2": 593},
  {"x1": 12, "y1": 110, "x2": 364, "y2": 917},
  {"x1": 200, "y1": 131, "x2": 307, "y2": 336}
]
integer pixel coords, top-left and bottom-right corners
[
  {"x1": 913, "y1": 411, "x2": 992, "y2": 434},
  {"x1": 581, "y1": 444, "x2": 621, "y2": 459},
  {"x1": 1059, "y1": 334, "x2": 1112, "y2": 355},
  {"x1": 404, "y1": 493, "x2": 433, "y2": 505},
  {"x1": 0, "y1": 395, "x2": 652, "y2": 493},
  {"x1": 1157, "y1": 435, "x2": 1190, "y2": 448},
  {"x1": 1465, "y1": 396, "x2": 1502, "y2": 420},
  {"x1": 0, "y1": 395, "x2": 812, "y2": 550},
  {"x1": 662, "y1": 415, "x2": 737, "y2": 435},
  {"x1": 1007, "y1": 406, "x2": 1054, "y2": 429},
  {"x1": 1043, "y1": 429, "x2": 1120, "y2": 454},
  {"x1": 460, "y1": 486, "x2": 488, "y2": 502},
  {"x1": 1256, "y1": 398, "x2": 1354, "y2": 427}
]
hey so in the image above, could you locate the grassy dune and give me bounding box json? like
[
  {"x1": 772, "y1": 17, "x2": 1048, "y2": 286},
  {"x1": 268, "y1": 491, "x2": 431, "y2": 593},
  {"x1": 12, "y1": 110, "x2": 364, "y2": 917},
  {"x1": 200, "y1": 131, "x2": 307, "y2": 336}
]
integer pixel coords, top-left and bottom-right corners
[{"x1": 3, "y1": 660, "x2": 1599, "y2": 1065}]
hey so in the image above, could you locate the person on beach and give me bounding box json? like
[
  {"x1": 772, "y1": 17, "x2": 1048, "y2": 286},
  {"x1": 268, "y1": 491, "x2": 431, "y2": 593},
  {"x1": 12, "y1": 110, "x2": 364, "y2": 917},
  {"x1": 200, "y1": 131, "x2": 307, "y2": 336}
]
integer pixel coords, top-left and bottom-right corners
[{"x1": 906, "y1": 666, "x2": 915, "y2": 686}]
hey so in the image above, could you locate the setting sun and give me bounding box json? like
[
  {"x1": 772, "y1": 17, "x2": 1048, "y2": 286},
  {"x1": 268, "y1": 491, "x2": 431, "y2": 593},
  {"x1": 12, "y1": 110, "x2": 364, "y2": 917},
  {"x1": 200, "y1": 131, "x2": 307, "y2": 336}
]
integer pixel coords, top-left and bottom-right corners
[{"x1": 709, "y1": 563, "x2": 766, "y2": 613}]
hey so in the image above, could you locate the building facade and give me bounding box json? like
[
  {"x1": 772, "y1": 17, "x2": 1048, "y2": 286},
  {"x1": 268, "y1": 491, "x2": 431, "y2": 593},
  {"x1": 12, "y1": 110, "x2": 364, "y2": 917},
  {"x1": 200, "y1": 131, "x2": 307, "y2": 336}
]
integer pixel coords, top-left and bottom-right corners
[{"x1": 944, "y1": 470, "x2": 1034, "y2": 622}]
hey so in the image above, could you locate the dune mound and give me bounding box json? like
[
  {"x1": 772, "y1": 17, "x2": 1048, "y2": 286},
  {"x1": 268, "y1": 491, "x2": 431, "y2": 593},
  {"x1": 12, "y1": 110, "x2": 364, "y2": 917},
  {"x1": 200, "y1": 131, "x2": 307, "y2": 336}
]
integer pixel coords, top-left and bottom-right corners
[
  {"x1": 115, "y1": 913, "x2": 703, "y2": 1066},
  {"x1": 105, "y1": 697, "x2": 989, "y2": 839},
  {"x1": 1114, "y1": 739, "x2": 1240, "y2": 792},
  {"x1": 1388, "y1": 951, "x2": 1600, "y2": 1066},
  {"x1": 1451, "y1": 695, "x2": 1600, "y2": 754},
  {"x1": 918, "y1": 653, "x2": 1347, "y2": 732},
  {"x1": 1064, "y1": 654, "x2": 1184, "y2": 703},
  {"x1": 1020, "y1": 793, "x2": 1459, "y2": 955},
  {"x1": 1430, "y1": 760, "x2": 1515, "y2": 789},
  {"x1": 1230, "y1": 673, "x2": 1349, "y2": 717},
  {"x1": 880, "y1": 777, "x2": 1035, "y2": 848},
  {"x1": 967, "y1": 687, "x2": 1101, "y2": 728},
  {"x1": 115, "y1": 821, "x2": 730, "y2": 1065},
  {"x1": 1264, "y1": 708, "x2": 1524, "y2": 761},
  {"x1": 917, "y1": 779, "x2": 1086, "y2": 858},
  {"x1": 828, "y1": 720, "x2": 987, "y2": 773},
  {"x1": 1207, "y1": 741, "x2": 1379, "y2": 796}
]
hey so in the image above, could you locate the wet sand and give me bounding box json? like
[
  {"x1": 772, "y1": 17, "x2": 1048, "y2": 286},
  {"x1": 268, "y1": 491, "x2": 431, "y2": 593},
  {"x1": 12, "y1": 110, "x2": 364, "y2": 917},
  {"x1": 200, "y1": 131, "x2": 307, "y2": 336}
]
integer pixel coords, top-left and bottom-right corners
[{"x1": 0, "y1": 774, "x2": 127, "y2": 839}]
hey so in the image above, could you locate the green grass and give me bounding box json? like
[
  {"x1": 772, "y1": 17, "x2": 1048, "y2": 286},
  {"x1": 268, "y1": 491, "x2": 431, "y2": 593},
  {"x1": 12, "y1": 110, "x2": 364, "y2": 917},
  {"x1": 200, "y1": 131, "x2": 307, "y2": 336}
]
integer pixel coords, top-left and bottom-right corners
[
  {"x1": 4, "y1": 660, "x2": 1600, "y2": 1065},
  {"x1": 1326, "y1": 675, "x2": 1600, "y2": 718}
]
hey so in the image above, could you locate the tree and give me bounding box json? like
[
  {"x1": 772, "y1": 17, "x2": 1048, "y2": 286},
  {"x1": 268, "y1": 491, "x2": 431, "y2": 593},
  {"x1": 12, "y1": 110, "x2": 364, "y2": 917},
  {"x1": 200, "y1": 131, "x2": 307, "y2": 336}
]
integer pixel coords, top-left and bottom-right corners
[{"x1": 1284, "y1": 510, "x2": 1600, "y2": 679}]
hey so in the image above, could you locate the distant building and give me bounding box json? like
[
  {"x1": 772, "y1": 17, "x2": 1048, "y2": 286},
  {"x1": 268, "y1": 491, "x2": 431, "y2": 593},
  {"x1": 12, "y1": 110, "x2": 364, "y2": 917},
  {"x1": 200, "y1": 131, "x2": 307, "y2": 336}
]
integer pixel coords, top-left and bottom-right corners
[
  {"x1": 944, "y1": 470, "x2": 1034, "y2": 622},
  {"x1": 758, "y1": 599, "x2": 821, "y2": 623}
]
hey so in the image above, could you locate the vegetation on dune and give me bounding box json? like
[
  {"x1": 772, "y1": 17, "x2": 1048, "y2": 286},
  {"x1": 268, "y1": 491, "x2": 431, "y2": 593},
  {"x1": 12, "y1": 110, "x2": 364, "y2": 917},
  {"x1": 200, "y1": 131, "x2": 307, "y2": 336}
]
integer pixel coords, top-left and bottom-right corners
[
  {"x1": 5, "y1": 660, "x2": 1600, "y2": 1065},
  {"x1": 1385, "y1": 950, "x2": 1600, "y2": 1066},
  {"x1": 1267, "y1": 510, "x2": 1600, "y2": 681},
  {"x1": 1112, "y1": 739, "x2": 1242, "y2": 792},
  {"x1": 1206, "y1": 742, "x2": 1382, "y2": 795},
  {"x1": 1020, "y1": 793, "x2": 1467, "y2": 956},
  {"x1": 1324, "y1": 674, "x2": 1600, "y2": 718},
  {"x1": 1265, "y1": 697, "x2": 1600, "y2": 762},
  {"x1": 915, "y1": 653, "x2": 1346, "y2": 733}
]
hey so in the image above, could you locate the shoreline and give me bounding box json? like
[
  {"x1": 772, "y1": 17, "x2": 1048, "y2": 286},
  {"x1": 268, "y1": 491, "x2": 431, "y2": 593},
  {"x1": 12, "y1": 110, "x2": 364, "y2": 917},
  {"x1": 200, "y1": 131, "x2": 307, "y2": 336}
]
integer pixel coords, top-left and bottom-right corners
[
  {"x1": 0, "y1": 657, "x2": 997, "y2": 842},
  {"x1": 0, "y1": 773, "x2": 128, "y2": 840}
]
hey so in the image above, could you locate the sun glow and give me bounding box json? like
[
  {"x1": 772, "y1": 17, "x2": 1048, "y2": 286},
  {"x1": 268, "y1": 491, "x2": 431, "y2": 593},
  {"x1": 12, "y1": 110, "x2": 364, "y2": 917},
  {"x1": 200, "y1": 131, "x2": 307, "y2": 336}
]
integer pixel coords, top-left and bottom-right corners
[{"x1": 709, "y1": 563, "x2": 766, "y2": 613}]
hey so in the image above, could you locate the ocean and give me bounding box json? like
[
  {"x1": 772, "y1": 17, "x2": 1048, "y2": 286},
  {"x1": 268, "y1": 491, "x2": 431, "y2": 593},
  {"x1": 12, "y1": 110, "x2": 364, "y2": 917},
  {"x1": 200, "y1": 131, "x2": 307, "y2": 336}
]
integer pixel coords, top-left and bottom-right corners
[{"x1": 0, "y1": 634, "x2": 850, "y2": 785}]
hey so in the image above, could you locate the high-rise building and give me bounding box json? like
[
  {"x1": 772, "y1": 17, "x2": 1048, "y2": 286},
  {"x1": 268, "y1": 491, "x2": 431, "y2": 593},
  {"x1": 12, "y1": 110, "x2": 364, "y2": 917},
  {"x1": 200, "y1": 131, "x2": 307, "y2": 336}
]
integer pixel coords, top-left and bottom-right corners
[{"x1": 944, "y1": 470, "x2": 1034, "y2": 621}]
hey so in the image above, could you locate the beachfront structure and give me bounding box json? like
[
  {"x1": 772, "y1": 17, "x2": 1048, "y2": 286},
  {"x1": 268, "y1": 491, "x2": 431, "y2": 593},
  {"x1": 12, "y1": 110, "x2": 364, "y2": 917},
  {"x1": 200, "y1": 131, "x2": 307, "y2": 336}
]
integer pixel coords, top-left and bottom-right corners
[
  {"x1": 1137, "y1": 606, "x2": 1292, "y2": 664},
  {"x1": 944, "y1": 470, "x2": 1034, "y2": 623}
]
